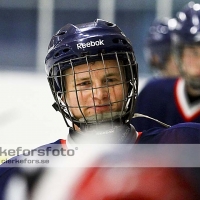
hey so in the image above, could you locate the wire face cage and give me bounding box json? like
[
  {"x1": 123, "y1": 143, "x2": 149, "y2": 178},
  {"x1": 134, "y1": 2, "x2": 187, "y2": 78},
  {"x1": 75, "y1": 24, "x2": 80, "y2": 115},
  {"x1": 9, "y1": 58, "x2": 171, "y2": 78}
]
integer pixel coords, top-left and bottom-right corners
[{"x1": 48, "y1": 52, "x2": 138, "y2": 131}]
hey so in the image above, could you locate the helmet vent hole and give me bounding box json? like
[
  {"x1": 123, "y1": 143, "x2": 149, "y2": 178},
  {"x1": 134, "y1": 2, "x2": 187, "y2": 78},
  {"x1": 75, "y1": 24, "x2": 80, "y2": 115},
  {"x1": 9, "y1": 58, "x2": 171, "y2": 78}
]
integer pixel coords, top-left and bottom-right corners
[
  {"x1": 105, "y1": 22, "x2": 114, "y2": 27},
  {"x1": 54, "y1": 52, "x2": 60, "y2": 57},
  {"x1": 122, "y1": 39, "x2": 128, "y2": 44},
  {"x1": 113, "y1": 38, "x2": 128, "y2": 45},
  {"x1": 63, "y1": 48, "x2": 70, "y2": 53},
  {"x1": 56, "y1": 31, "x2": 66, "y2": 36}
]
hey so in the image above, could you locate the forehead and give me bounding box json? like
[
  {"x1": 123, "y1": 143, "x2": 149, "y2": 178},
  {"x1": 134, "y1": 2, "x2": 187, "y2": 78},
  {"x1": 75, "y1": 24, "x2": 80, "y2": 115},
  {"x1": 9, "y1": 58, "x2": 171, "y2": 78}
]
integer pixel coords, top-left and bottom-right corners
[{"x1": 65, "y1": 60, "x2": 121, "y2": 74}]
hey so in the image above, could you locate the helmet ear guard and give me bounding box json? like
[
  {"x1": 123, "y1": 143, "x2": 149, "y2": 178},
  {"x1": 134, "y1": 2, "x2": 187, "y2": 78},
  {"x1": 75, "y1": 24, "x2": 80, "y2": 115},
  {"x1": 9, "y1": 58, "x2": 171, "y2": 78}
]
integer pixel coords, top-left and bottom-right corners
[{"x1": 45, "y1": 19, "x2": 138, "y2": 131}]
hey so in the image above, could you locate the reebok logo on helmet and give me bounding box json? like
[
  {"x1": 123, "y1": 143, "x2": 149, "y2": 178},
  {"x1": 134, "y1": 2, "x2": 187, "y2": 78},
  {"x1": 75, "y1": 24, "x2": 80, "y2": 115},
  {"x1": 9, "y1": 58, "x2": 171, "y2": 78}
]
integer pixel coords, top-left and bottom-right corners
[{"x1": 77, "y1": 39, "x2": 104, "y2": 49}]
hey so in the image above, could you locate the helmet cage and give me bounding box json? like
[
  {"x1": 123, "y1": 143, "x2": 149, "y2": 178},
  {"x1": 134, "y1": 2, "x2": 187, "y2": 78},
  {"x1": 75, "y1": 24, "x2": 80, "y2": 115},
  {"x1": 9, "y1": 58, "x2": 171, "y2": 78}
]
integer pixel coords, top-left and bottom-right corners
[{"x1": 48, "y1": 52, "x2": 138, "y2": 131}]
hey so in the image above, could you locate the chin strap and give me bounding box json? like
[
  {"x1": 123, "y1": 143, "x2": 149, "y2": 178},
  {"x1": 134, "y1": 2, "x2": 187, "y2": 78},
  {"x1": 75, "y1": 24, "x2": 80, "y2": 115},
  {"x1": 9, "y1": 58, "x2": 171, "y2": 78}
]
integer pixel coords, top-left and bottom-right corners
[{"x1": 133, "y1": 113, "x2": 171, "y2": 128}]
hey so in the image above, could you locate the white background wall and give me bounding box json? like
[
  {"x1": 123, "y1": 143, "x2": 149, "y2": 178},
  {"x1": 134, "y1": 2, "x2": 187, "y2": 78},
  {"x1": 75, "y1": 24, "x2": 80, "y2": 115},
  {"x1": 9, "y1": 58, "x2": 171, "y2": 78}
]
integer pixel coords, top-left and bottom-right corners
[{"x1": 0, "y1": 71, "x2": 67, "y2": 150}]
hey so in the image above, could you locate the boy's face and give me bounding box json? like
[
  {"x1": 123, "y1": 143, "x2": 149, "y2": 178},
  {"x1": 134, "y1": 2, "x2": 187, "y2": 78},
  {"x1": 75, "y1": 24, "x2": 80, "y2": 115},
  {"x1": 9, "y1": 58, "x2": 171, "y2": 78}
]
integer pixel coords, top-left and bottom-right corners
[
  {"x1": 182, "y1": 45, "x2": 200, "y2": 77},
  {"x1": 64, "y1": 60, "x2": 127, "y2": 121}
]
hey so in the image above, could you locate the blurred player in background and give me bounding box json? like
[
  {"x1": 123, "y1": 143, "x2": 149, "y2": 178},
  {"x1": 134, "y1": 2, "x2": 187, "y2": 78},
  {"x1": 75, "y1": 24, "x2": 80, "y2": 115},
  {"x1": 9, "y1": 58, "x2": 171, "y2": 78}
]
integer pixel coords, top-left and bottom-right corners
[
  {"x1": 1, "y1": 18, "x2": 200, "y2": 199},
  {"x1": 144, "y1": 17, "x2": 179, "y2": 77},
  {"x1": 132, "y1": 2, "x2": 200, "y2": 131}
]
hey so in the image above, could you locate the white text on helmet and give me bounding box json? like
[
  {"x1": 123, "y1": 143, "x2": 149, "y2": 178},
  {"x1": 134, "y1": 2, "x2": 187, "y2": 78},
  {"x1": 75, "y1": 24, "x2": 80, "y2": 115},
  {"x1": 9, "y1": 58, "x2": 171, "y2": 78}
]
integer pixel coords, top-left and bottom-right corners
[{"x1": 77, "y1": 39, "x2": 104, "y2": 49}]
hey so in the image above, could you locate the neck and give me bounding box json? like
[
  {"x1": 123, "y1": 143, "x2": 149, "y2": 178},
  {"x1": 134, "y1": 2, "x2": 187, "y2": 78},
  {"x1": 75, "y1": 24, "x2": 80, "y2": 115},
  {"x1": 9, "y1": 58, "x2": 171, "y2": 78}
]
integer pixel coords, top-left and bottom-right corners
[
  {"x1": 69, "y1": 123, "x2": 137, "y2": 144},
  {"x1": 186, "y1": 84, "x2": 200, "y2": 97}
]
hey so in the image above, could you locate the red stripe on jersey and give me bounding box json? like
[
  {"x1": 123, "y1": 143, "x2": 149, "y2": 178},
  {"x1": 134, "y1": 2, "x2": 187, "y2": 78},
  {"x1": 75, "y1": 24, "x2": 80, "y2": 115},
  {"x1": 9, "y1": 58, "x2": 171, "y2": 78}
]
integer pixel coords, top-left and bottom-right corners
[
  {"x1": 174, "y1": 79, "x2": 200, "y2": 121},
  {"x1": 135, "y1": 132, "x2": 142, "y2": 143},
  {"x1": 60, "y1": 139, "x2": 66, "y2": 149}
]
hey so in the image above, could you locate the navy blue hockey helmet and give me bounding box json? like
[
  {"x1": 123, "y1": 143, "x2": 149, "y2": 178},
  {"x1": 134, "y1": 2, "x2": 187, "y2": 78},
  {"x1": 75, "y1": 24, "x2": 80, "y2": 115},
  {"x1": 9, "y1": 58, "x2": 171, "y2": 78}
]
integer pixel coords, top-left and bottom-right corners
[
  {"x1": 45, "y1": 19, "x2": 138, "y2": 131},
  {"x1": 145, "y1": 18, "x2": 172, "y2": 71},
  {"x1": 171, "y1": 2, "x2": 200, "y2": 90}
]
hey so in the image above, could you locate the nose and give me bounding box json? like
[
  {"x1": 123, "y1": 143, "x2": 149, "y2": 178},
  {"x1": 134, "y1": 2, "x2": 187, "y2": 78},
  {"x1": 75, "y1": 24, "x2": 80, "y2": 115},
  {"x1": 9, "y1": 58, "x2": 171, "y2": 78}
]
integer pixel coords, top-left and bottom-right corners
[{"x1": 92, "y1": 84, "x2": 109, "y2": 100}]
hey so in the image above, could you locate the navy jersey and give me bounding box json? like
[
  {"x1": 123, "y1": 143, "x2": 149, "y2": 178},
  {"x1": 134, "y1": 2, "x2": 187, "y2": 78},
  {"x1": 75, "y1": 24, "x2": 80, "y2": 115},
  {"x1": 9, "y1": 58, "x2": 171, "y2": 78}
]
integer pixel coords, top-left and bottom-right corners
[
  {"x1": 0, "y1": 123, "x2": 200, "y2": 199},
  {"x1": 137, "y1": 122, "x2": 200, "y2": 144},
  {"x1": 131, "y1": 77, "x2": 200, "y2": 131}
]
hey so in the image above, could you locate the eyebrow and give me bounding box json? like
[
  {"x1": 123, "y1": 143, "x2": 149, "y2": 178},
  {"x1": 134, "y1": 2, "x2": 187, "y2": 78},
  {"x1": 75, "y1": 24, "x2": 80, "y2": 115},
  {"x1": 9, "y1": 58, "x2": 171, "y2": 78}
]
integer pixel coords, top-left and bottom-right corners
[{"x1": 75, "y1": 72, "x2": 121, "y2": 81}]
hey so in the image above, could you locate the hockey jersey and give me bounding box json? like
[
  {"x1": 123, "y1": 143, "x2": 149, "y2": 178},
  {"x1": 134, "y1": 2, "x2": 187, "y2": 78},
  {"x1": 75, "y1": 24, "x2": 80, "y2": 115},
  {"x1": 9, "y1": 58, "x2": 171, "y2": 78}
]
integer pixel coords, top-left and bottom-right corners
[
  {"x1": 1, "y1": 122, "x2": 200, "y2": 199},
  {"x1": 131, "y1": 77, "x2": 200, "y2": 131}
]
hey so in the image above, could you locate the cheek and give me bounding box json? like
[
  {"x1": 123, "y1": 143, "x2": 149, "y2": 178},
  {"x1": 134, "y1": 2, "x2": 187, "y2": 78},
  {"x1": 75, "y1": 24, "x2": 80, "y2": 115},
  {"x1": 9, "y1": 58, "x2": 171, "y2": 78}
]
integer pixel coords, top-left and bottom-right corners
[
  {"x1": 111, "y1": 84, "x2": 126, "y2": 101},
  {"x1": 183, "y1": 55, "x2": 199, "y2": 66},
  {"x1": 182, "y1": 59, "x2": 200, "y2": 74},
  {"x1": 65, "y1": 92, "x2": 82, "y2": 118},
  {"x1": 66, "y1": 91, "x2": 87, "y2": 107}
]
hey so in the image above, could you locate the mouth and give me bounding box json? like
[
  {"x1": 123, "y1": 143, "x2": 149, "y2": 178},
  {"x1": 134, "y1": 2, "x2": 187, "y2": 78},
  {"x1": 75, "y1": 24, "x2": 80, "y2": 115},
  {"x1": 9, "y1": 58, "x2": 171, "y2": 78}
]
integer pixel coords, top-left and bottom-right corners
[
  {"x1": 78, "y1": 111, "x2": 125, "y2": 122},
  {"x1": 88, "y1": 105, "x2": 112, "y2": 113}
]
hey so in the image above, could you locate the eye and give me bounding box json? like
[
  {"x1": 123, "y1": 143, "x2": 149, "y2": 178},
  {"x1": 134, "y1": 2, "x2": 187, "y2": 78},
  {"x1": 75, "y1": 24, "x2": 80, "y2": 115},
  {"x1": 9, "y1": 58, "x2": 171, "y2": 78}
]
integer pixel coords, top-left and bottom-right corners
[
  {"x1": 105, "y1": 77, "x2": 122, "y2": 85},
  {"x1": 76, "y1": 81, "x2": 92, "y2": 87},
  {"x1": 106, "y1": 78, "x2": 116, "y2": 83}
]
